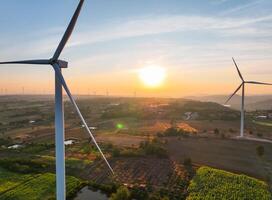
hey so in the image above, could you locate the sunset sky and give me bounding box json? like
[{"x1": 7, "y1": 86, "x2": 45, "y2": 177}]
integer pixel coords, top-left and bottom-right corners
[{"x1": 0, "y1": 0, "x2": 272, "y2": 97}]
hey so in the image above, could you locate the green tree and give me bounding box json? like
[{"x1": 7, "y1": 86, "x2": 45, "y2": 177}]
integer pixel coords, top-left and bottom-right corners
[{"x1": 110, "y1": 186, "x2": 130, "y2": 200}]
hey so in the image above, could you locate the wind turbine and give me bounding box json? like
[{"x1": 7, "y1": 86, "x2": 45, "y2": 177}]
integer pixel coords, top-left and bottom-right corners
[
  {"x1": 225, "y1": 58, "x2": 272, "y2": 138},
  {"x1": 0, "y1": 1, "x2": 113, "y2": 199}
]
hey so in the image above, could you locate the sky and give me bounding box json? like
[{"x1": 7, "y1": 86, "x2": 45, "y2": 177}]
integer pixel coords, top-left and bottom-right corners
[{"x1": 0, "y1": 0, "x2": 272, "y2": 97}]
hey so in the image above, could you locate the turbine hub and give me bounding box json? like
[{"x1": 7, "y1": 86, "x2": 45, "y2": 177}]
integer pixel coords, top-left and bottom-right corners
[{"x1": 49, "y1": 58, "x2": 68, "y2": 68}]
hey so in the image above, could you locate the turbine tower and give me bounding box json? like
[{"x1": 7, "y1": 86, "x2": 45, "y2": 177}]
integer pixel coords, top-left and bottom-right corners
[
  {"x1": 0, "y1": 1, "x2": 113, "y2": 199},
  {"x1": 225, "y1": 58, "x2": 272, "y2": 138}
]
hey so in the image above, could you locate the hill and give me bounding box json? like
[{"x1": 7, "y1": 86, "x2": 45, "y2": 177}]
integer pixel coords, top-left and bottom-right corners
[{"x1": 187, "y1": 95, "x2": 272, "y2": 111}]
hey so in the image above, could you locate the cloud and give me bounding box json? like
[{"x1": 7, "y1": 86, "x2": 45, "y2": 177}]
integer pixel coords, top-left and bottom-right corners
[
  {"x1": 220, "y1": 0, "x2": 264, "y2": 16},
  {"x1": 67, "y1": 14, "x2": 272, "y2": 48},
  {"x1": 1, "y1": 12, "x2": 272, "y2": 64}
]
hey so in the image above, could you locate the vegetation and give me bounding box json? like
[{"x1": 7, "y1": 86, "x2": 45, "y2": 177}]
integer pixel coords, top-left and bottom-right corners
[
  {"x1": 0, "y1": 167, "x2": 35, "y2": 193},
  {"x1": 0, "y1": 170, "x2": 84, "y2": 200},
  {"x1": 159, "y1": 127, "x2": 190, "y2": 137},
  {"x1": 110, "y1": 186, "x2": 131, "y2": 200},
  {"x1": 187, "y1": 166, "x2": 272, "y2": 200}
]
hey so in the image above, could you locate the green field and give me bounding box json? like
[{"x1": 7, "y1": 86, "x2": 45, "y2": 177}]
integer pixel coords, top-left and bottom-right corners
[
  {"x1": 253, "y1": 120, "x2": 272, "y2": 127},
  {"x1": 187, "y1": 166, "x2": 271, "y2": 200},
  {"x1": 0, "y1": 168, "x2": 84, "y2": 200}
]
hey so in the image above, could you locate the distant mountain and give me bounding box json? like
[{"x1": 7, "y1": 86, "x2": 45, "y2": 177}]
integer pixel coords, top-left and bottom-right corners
[{"x1": 186, "y1": 95, "x2": 272, "y2": 111}]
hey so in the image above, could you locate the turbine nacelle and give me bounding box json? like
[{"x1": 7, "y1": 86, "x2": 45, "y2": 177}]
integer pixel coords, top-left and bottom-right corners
[{"x1": 50, "y1": 59, "x2": 68, "y2": 68}]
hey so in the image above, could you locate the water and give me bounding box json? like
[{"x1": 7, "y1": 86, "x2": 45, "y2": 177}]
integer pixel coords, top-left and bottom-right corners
[{"x1": 74, "y1": 186, "x2": 108, "y2": 200}]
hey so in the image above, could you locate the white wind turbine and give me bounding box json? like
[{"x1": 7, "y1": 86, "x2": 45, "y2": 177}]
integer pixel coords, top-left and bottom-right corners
[
  {"x1": 225, "y1": 58, "x2": 272, "y2": 138},
  {"x1": 0, "y1": 0, "x2": 114, "y2": 199}
]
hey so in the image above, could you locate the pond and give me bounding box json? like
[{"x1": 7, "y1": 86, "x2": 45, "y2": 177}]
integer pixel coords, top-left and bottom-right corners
[{"x1": 74, "y1": 186, "x2": 108, "y2": 200}]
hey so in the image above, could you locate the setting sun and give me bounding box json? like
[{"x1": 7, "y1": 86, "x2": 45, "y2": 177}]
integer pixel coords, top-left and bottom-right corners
[{"x1": 139, "y1": 65, "x2": 166, "y2": 87}]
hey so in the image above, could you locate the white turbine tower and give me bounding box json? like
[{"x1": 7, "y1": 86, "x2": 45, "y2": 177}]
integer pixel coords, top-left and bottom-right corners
[
  {"x1": 225, "y1": 58, "x2": 272, "y2": 138},
  {"x1": 0, "y1": 0, "x2": 113, "y2": 199}
]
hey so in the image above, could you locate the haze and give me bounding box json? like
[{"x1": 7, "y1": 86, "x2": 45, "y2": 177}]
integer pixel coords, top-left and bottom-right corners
[{"x1": 0, "y1": 0, "x2": 272, "y2": 97}]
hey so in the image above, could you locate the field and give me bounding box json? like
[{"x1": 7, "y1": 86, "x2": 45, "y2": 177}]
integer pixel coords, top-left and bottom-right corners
[
  {"x1": 166, "y1": 136, "x2": 272, "y2": 180},
  {"x1": 0, "y1": 168, "x2": 83, "y2": 200},
  {"x1": 187, "y1": 166, "x2": 272, "y2": 200},
  {"x1": 0, "y1": 96, "x2": 272, "y2": 199}
]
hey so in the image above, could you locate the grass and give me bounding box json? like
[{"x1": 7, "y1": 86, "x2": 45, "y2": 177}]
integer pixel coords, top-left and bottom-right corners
[
  {"x1": 0, "y1": 169, "x2": 84, "y2": 200},
  {"x1": 253, "y1": 120, "x2": 272, "y2": 127},
  {"x1": 187, "y1": 166, "x2": 272, "y2": 200}
]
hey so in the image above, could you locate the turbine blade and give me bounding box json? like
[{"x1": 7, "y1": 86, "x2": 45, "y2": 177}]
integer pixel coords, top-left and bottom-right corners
[
  {"x1": 52, "y1": 0, "x2": 84, "y2": 60},
  {"x1": 246, "y1": 81, "x2": 272, "y2": 85},
  {"x1": 225, "y1": 83, "x2": 243, "y2": 104},
  {"x1": 232, "y1": 57, "x2": 244, "y2": 81},
  {"x1": 0, "y1": 59, "x2": 50, "y2": 65},
  {"x1": 53, "y1": 64, "x2": 114, "y2": 174}
]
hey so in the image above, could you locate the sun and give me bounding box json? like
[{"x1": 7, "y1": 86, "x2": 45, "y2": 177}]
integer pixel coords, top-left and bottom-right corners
[{"x1": 139, "y1": 65, "x2": 166, "y2": 87}]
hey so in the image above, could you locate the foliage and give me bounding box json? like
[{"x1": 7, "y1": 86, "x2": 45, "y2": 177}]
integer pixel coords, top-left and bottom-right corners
[
  {"x1": 139, "y1": 140, "x2": 168, "y2": 158},
  {"x1": 110, "y1": 186, "x2": 131, "y2": 200},
  {"x1": 130, "y1": 186, "x2": 149, "y2": 200},
  {"x1": 0, "y1": 137, "x2": 13, "y2": 146},
  {"x1": 0, "y1": 158, "x2": 52, "y2": 174},
  {"x1": 88, "y1": 181, "x2": 118, "y2": 194},
  {"x1": 187, "y1": 166, "x2": 272, "y2": 200},
  {"x1": 0, "y1": 171, "x2": 83, "y2": 200},
  {"x1": 0, "y1": 167, "x2": 35, "y2": 193},
  {"x1": 20, "y1": 143, "x2": 54, "y2": 153}
]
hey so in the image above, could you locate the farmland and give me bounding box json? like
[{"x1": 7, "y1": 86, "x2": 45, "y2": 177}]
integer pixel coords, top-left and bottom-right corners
[
  {"x1": 166, "y1": 136, "x2": 272, "y2": 180},
  {"x1": 0, "y1": 95, "x2": 272, "y2": 199},
  {"x1": 0, "y1": 168, "x2": 83, "y2": 200},
  {"x1": 187, "y1": 166, "x2": 271, "y2": 200}
]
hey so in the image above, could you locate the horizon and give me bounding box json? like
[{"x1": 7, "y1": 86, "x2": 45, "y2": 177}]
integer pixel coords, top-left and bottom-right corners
[{"x1": 1, "y1": 0, "x2": 272, "y2": 97}]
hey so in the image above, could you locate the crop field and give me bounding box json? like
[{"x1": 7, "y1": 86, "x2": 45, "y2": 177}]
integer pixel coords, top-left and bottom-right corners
[
  {"x1": 0, "y1": 168, "x2": 36, "y2": 193},
  {"x1": 96, "y1": 134, "x2": 148, "y2": 147},
  {"x1": 1, "y1": 96, "x2": 272, "y2": 199},
  {"x1": 84, "y1": 157, "x2": 188, "y2": 188},
  {"x1": 187, "y1": 166, "x2": 272, "y2": 200},
  {"x1": 0, "y1": 170, "x2": 83, "y2": 200},
  {"x1": 166, "y1": 136, "x2": 272, "y2": 180}
]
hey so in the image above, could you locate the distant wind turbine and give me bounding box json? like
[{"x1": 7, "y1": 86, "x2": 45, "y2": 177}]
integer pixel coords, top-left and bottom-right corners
[
  {"x1": 0, "y1": 1, "x2": 113, "y2": 199},
  {"x1": 225, "y1": 58, "x2": 272, "y2": 137}
]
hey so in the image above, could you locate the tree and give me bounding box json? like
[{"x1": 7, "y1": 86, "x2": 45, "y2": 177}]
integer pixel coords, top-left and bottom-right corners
[
  {"x1": 110, "y1": 186, "x2": 130, "y2": 200},
  {"x1": 256, "y1": 145, "x2": 264, "y2": 157}
]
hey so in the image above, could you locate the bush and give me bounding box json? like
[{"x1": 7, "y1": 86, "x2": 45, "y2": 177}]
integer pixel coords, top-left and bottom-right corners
[
  {"x1": 110, "y1": 186, "x2": 130, "y2": 200},
  {"x1": 139, "y1": 141, "x2": 168, "y2": 158}
]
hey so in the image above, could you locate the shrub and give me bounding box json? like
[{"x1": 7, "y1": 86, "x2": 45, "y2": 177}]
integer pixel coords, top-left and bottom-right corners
[{"x1": 110, "y1": 186, "x2": 130, "y2": 200}]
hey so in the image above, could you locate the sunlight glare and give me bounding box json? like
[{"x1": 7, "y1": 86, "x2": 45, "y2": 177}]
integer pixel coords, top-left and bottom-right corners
[{"x1": 139, "y1": 65, "x2": 166, "y2": 87}]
